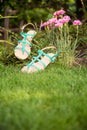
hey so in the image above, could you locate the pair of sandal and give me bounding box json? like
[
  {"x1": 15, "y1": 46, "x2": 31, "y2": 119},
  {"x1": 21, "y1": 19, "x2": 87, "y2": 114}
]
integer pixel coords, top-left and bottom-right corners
[{"x1": 14, "y1": 23, "x2": 59, "y2": 73}]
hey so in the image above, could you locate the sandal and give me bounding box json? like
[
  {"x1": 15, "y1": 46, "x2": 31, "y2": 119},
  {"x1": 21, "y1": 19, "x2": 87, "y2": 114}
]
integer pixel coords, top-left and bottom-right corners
[
  {"x1": 14, "y1": 23, "x2": 37, "y2": 60},
  {"x1": 21, "y1": 46, "x2": 59, "y2": 73}
]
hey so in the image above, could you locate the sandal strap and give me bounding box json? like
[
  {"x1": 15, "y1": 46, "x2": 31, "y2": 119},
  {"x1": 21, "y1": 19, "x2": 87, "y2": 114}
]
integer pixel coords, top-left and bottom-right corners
[
  {"x1": 20, "y1": 32, "x2": 35, "y2": 38},
  {"x1": 21, "y1": 23, "x2": 35, "y2": 32},
  {"x1": 15, "y1": 32, "x2": 32, "y2": 54},
  {"x1": 18, "y1": 31, "x2": 36, "y2": 47},
  {"x1": 26, "y1": 51, "x2": 47, "y2": 70},
  {"x1": 33, "y1": 56, "x2": 46, "y2": 68},
  {"x1": 17, "y1": 39, "x2": 32, "y2": 54},
  {"x1": 38, "y1": 50, "x2": 58, "y2": 62},
  {"x1": 18, "y1": 40, "x2": 32, "y2": 46},
  {"x1": 27, "y1": 61, "x2": 40, "y2": 71},
  {"x1": 27, "y1": 55, "x2": 46, "y2": 70},
  {"x1": 20, "y1": 32, "x2": 33, "y2": 46},
  {"x1": 15, "y1": 46, "x2": 30, "y2": 55},
  {"x1": 26, "y1": 49, "x2": 58, "y2": 71}
]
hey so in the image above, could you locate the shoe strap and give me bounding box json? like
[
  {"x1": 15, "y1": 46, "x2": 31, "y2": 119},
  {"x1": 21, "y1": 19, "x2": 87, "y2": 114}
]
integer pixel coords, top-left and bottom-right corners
[
  {"x1": 19, "y1": 31, "x2": 36, "y2": 46},
  {"x1": 27, "y1": 54, "x2": 46, "y2": 68},
  {"x1": 20, "y1": 32, "x2": 35, "y2": 38},
  {"x1": 14, "y1": 46, "x2": 30, "y2": 55},
  {"x1": 33, "y1": 56, "x2": 46, "y2": 68},
  {"x1": 27, "y1": 60, "x2": 40, "y2": 71},
  {"x1": 26, "y1": 49, "x2": 58, "y2": 71},
  {"x1": 18, "y1": 32, "x2": 33, "y2": 47},
  {"x1": 26, "y1": 51, "x2": 47, "y2": 70},
  {"x1": 38, "y1": 50, "x2": 58, "y2": 62},
  {"x1": 18, "y1": 40, "x2": 32, "y2": 47},
  {"x1": 16, "y1": 36, "x2": 32, "y2": 54}
]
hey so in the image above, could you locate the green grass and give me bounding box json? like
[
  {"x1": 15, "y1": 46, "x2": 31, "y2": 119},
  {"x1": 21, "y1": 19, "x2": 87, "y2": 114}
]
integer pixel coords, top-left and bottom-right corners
[{"x1": 0, "y1": 63, "x2": 87, "y2": 130}]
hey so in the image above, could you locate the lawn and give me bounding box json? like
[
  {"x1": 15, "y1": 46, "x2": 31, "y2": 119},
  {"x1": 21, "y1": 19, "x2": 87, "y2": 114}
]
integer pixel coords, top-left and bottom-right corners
[{"x1": 0, "y1": 63, "x2": 87, "y2": 130}]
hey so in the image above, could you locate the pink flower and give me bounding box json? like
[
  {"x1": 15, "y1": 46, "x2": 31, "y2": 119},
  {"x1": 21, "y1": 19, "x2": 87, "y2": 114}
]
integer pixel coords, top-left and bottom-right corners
[
  {"x1": 48, "y1": 18, "x2": 57, "y2": 24},
  {"x1": 73, "y1": 20, "x2": 82, "y2": 26},
  {"x1": 53, "y1": 9, "x2": 65, "y2": 17},
  {"x1": 54, "y1": 16, "x2": 71, "y2": 25},
  {"x1": 40, "y1": 21, "x2": 50, "y2": 28},
  {"x1": 62, "y1": 15, "x2": 71, "y2": 23},
  {"x1": 58, "y1": 18, "x2": 64, "y2": 23},
  {"x1": 46, "y1": 21, "x2": 50, "y2": 25},
  {"x1": 55, "y1": 21, "x2": 63, "y2": 27},
  {"x1": 40, "y1": 22, "x2": 46, "y2": 28}
]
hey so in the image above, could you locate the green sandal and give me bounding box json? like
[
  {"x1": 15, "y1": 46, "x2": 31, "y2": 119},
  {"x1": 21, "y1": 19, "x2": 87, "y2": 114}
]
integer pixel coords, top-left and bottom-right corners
[
  {"x1": 14, "y1": 23, "x2": 37, "y2": 60},
  {"x1": 21, "y1": 46, "x2": 59, "y2": 73}
]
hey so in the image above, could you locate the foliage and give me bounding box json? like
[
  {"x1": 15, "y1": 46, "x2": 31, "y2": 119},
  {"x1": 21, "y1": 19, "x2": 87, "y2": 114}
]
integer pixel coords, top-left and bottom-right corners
[
  {"x1": 0, "y1": 25, "x2": 20, "y2": 65},
  {"x1": 0, "y1": 0, "x2": 87, "y2": 26},
  {"x1": 74, "y1": 22, "x2": 87, "y2": 58},
  {"x1": 0, "y1": 0, "x2": 77, "y2": 26}
]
